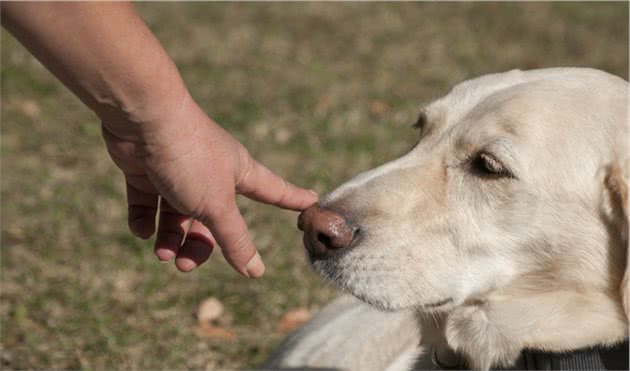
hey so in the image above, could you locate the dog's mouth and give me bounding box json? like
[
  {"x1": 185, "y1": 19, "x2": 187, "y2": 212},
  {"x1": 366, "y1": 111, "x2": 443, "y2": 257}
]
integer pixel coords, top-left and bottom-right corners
[{"x1": 422, "y1": 297, "x2": 453, "y2": 309}]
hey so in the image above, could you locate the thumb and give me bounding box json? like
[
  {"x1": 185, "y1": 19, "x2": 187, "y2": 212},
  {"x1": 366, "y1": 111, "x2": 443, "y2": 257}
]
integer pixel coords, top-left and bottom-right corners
[{"x1": 235, "y1": 149, "x2": 318, "y2": 210}]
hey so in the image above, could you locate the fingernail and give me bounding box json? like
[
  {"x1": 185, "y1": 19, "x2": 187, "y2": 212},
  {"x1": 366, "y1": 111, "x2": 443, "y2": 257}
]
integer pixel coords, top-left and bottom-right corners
[
  {"x1": 246, "y1": 252, "x2": 265, "y2": 279},
  {"x1": 155, "y1": 249, "x2": 176, "y2": 262},
  {"x1": 308, "y1": 190, "x2": 319, "y2": 197},
  {"x1": 175, "y1": 258, "x2": 196, "y2": 272},
  {"x1": 154, "y1": 233, "x2": 182, "y2": 261}
]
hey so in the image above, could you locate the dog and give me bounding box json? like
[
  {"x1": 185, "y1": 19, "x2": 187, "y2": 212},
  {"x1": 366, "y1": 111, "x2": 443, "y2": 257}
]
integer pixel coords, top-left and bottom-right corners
[{"x1": 297, "y1": 68, "x2": 629, "y2": 370}]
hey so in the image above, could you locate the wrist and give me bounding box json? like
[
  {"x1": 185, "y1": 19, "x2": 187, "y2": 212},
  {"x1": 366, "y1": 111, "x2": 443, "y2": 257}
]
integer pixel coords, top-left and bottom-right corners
[{"x1": 95, "y1": 59, "x2": 190, "y2": 130}]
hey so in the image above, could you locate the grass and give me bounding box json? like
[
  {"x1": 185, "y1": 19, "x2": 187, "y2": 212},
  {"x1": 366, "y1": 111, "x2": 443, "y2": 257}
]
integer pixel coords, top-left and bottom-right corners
[{"x1": 1, "y1": 2, "x2": 628, "y2": 370}]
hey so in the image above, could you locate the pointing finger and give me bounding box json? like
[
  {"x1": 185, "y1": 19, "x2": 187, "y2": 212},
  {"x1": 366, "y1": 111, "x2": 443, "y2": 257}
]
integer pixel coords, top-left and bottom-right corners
[{"x1": 236, "y1": 152, "x2": 318, "y2": 211}]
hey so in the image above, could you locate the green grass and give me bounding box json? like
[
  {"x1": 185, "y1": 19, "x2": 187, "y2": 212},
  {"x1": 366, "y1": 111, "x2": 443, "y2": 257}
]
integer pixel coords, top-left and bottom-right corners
[{"x1": 2, "y1": 2, "x2": 628, "y2": 370}]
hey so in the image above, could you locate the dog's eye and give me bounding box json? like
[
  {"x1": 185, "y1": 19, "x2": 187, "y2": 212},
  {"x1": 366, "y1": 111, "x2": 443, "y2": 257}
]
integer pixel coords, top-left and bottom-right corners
[{"x1": 470, "y1": 152, "x2": 513, "y2": 178}]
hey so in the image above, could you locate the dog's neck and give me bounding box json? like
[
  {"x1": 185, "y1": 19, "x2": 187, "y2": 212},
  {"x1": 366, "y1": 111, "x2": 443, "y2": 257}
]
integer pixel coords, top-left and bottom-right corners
[{"x1": 416, "y1": 286, "x2": 628, "y2": 370}]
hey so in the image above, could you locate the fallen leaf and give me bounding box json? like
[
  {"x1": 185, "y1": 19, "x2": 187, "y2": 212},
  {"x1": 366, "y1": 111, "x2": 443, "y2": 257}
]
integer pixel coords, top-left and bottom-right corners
[
  {"x1": 369, "y1": 100, "x2": 389, "y2": 116},
  {"x1": 277, "y1": 308, "x2": 312, "y2": 333},
  {"x1": 315, "y1": 95, "x2": 332, "y2": 116},
  {"x1": 197, "y1": 297, "x2": 224, "y2": 325},
  {"x1": 21, "y1": 100, "x2": 41, "y2": 119},
  {"x1": 274, "y1": 128, "x2": 292, "y2": 144},
  {"x1": 194, "y1": 322, "x2": 237, "y2": 341}
]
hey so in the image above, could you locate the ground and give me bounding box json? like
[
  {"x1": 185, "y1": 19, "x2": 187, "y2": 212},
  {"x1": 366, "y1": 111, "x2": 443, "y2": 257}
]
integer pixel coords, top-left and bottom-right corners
[{"x1": 1, "y1": 2, "x2": 628, "y2": 370}]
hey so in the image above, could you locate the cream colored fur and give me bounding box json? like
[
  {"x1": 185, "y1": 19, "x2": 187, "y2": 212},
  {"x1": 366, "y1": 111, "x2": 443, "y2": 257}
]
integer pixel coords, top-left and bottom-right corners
[{"x1": 300, "y1": 68, "x2": 630, "y2": 370}]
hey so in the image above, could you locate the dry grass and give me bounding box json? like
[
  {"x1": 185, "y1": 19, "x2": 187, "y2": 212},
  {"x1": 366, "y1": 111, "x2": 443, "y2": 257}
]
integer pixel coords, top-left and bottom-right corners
[{"x1": 1, "y1": 2, "x2": 628, "y2": 370}]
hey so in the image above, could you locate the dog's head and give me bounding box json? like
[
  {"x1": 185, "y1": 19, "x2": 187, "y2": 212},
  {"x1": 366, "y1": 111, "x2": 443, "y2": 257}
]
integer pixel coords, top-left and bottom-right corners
[{"x1": 299, "y1": 68, "x2": 629, "y2": 314}]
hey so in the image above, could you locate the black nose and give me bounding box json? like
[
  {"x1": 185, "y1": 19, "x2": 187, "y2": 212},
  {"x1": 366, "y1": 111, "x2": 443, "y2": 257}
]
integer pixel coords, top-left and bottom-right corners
[{"x1": 298, "y1": 205, "x2": 360, "y2": 259}]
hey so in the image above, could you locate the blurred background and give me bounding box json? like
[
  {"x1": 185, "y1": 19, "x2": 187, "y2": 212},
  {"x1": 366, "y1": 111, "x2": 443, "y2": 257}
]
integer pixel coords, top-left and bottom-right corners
[{"x1": 1, "y1": 2, "x2": 628, "y2": 370}]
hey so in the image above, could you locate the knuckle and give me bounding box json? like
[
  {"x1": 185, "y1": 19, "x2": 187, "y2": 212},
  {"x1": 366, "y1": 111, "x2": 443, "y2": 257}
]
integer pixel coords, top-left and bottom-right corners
[
  {"x1": 198, "y1": 201, "x2": 231, "y2": 227},
  {"x1": 273, "y1": 178, "x2": 290, "y2": 206},
  {"x1": 190, "y1": 194, "x2": 211, "y2": 221},
  {"x1": 231, "y1": 232, "x2": 251, "y2": 254},
  {"x1": 235, "y1": 147, "x2": 256, "y2": 194},
  {"x1": 188, "y1": 184, "x2": 223, "y2": 222},
  {"x1": 197, "y1": 202, "x2": 239, "y2": 235}
]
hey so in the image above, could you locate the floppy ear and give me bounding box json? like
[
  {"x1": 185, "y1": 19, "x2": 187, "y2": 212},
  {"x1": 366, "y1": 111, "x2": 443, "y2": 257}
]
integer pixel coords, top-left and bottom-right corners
[{"x1": 604, "y1": 159, "x2": 629, "y2": 320}]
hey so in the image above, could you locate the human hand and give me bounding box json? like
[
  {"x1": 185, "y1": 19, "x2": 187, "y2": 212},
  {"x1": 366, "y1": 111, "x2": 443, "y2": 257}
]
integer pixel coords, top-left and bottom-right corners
[
  {"x1": 2, "y1": 2, "x2": 317, "y2": 277},
  {"x1": 102, "y1": 91, "x2": 318, "y2": 277}
]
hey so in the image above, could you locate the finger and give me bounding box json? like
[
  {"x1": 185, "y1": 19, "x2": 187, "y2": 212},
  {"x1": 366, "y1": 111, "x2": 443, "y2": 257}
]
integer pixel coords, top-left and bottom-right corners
[
  {"x1": 126, "y1": 179, "x2": 158, "y2": 239},
  {"x1": 236, "y1": 154, "x2": 318, "y2": 211},
  {"x1": 175, "y1": 220, "x2": 216, "y2": 272},
  {"x1": 204, "y1": 203, "x2": 265, "y2": 278},
  {"x1": 154, "y1": 199, "x2": 190, "y2": 262}
]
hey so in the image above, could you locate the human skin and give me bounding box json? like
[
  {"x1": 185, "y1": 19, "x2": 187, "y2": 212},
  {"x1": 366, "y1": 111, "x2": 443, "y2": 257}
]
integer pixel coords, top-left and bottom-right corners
[{"x1": 1, "y1": 2, "x2": 318, "y2": 277}]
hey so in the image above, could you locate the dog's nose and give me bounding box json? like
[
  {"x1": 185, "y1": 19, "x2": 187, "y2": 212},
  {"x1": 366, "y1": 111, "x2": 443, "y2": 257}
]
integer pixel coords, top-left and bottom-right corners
[{"x1": 298, "y1": 205, "x2": 359, "y2": 259}]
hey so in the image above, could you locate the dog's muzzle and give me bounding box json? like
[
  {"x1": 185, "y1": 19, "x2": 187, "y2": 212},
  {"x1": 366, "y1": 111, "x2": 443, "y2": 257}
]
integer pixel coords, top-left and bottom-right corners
[{"x1": 297, "y1": 205, "x2": 360, "y2": 260}]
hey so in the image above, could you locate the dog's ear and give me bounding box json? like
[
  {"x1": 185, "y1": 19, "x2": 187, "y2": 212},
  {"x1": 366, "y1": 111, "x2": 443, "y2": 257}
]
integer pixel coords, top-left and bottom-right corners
[{"x1": 603, "y1": 159, "x2": 629, "y2": 320}]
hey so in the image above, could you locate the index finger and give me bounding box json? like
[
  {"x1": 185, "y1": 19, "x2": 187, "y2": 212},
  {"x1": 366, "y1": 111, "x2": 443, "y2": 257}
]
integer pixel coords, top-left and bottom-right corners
[{"x1": 236, "y1": 154, "x2": 318, "y2": 211}]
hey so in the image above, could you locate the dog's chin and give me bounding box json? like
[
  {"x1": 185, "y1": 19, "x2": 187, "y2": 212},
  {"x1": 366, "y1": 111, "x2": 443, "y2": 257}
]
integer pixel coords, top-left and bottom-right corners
[
  {"x1": 310, "y1": 258, "x2": 423, "y2": 312},
  {"x1": 309, "y1": 251, "x2": 463, "y2": 313}
]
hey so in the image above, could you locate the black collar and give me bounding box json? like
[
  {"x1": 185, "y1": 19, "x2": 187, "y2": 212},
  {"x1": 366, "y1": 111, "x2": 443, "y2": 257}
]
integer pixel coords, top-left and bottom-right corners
[
  {"x1": 505, "y1": 338, "x2": 629, "y2": 370},
  {"x1": 433, "y1": 338, "x2": 629, "y2": 370}
]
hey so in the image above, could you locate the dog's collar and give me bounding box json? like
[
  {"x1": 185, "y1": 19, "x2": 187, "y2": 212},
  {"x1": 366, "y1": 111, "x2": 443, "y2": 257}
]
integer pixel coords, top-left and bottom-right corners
[
  {"x1": 507, "y1": 338, "x2": 629, "y2": 371},
  {"x1": 433, "y1": 338, "x2": 629, "y2": 370}
]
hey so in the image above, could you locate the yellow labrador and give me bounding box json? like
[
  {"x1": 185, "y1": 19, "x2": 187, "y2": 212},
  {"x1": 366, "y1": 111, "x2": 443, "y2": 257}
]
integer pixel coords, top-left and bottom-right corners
[{"x1": 298, "y1": 68, "x2": 629, "y2": 370}]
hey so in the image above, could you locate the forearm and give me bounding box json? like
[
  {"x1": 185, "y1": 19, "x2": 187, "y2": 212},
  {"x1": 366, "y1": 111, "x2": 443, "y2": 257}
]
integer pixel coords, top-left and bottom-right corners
[{"x1": 1, "y1": 1, "x2": 187, "y2": 126}]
